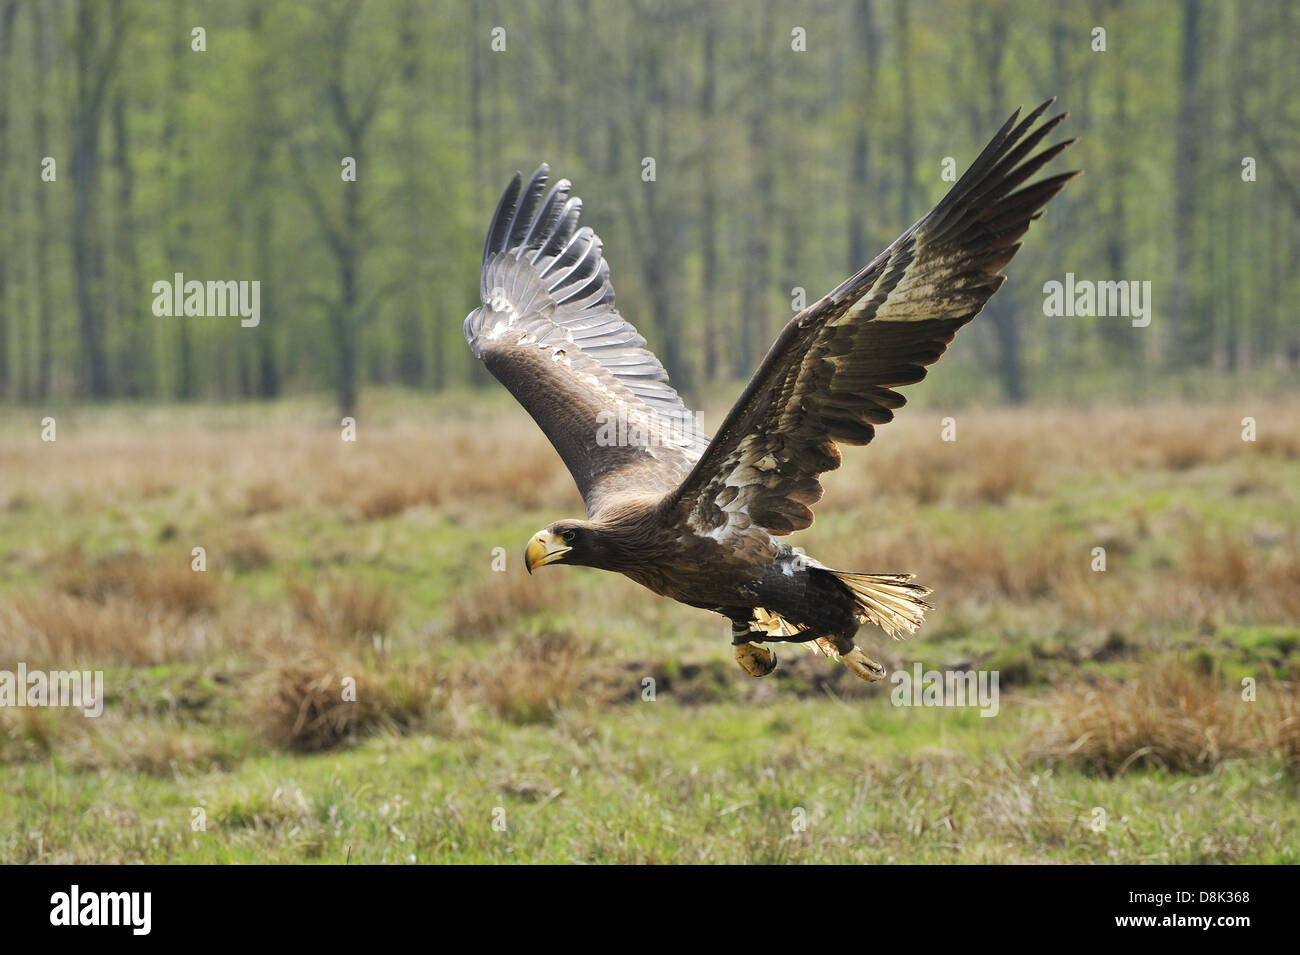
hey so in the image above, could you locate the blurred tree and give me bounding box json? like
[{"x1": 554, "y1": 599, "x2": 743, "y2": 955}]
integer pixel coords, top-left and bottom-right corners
[
  {"x1": 0, "y1": 0, "x2": 18, "y2": 399},
  {"x1": 70, "y1": 0, "x2": 127, "y2": 400},
  {"x1": 1170, "y1": 0, "x2": 1203, "y2": 367},
  {"x1": 0, "y1": 0, "x2": 1292, "y2": 407},
  {"x1": 30, "y1": 0, "x2": 55, "y2": 400}
]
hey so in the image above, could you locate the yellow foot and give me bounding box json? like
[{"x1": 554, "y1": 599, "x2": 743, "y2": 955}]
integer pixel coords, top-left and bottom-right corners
[
  {"x1": 733, "y1": 641, "x2": 778, "y2": 677},
  {"x1": 843, "y1": 646, "x2": 886, "y2": 682},
  {"x1": 811, "y1": 638, "x2": 886, "y2": 682}
]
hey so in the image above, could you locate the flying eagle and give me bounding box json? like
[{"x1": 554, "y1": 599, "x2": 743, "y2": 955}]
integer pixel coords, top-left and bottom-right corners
[{"x1": 464, "y1": 100, "x2": 1078, "y2": 682}]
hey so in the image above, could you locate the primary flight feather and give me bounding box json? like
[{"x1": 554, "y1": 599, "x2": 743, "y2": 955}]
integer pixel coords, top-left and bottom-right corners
[{"x1": 464, "y1": 100, "x2": 1079, "y2": 682}]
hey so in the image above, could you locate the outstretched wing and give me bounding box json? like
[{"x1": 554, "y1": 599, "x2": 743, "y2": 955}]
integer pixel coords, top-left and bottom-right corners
[
  {"x1": 465, "y1": 165, "x2": 708, "y2": 519},
  {"x1": 670, "y1": 100, "x2": 1079, "y2": 539}
]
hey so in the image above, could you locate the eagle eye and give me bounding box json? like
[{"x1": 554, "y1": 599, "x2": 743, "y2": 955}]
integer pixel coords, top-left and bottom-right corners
[{"x1": 561, "y1": 530, "x2": 576, "y2": 543}]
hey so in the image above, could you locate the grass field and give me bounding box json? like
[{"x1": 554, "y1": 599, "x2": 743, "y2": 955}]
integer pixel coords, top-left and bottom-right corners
[{"x1": 1, "y1": 391, "x2": 1298, "y2": 863}]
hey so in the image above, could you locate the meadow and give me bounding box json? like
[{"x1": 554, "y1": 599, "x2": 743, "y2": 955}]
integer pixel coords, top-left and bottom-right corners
[{"x1": 1, "y1": 392, "x2": 1297, "y2": 863}]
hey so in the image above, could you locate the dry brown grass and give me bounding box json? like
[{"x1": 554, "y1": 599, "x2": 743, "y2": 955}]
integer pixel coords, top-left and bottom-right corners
[
  {"x1": 252, "y1": 653, "x2": 434, "y2": 752},
  {"x1": 0, "y1": 548, "x2": 223, "y2": 666},
  {"x1": 964, "y1": 441, "x2": 1040, "y2": 505},
  {"x1": 54, "y1": 549, "x2": 218, "y2": 615},
  {"x1": 1154, "y1": 430, "x2": 1218, "y2": 471},
  {"x1": 1177, "y1": 529, "x2": 1300, "y2": 622},
  {"x1": 0, "y1": 408, "x2": 580, "y2": 533},
  {"x1": 1255, "y1": 427, "x2": 1300, "y2": 459},
  {"x1": 243, "y1": 478, "x2": 296, "y2": 515},
  {"x1": 447, "y1": 569, "x2": 570, "y2": 639},
  {"x1": 1026, "y1": 663, "x2": 1296, "y2": 775},
  {"x1": 918, "y1": 528, "x2": 1074, "y2": 602},
  {"x1": 311, "y1": 421, "x2": 576, "y2": 518},
  {"x1": 356, "y1": 478, "x2": 439, "y2": 519},
  {"x1": 0, "y1": 590, "x2": 335, "y2": 669},
  {"x1": 288, "y1": 574, "x2": 399, "y2": 643},
  {"x1": 821, "y1": 401, "x2": 1300, "y2": 499},
  {"x1": 2, "y1": 396, "x2": 1297, "y2": 716},
  {"x1": 8, "y1": 400, "x2": 1292, "y2": 523},
  {"x1": 1271, "y1": 690, "x2": 1300, "y2": 770},
  {"x1": 216, "y1": 528, "x2": 275, "y2": 572},
  {"x1": 2, "y1": 594, "x2": 185, "y2": 667},
  {"x1": 476, "y1": 629, "x2": 590, "y2": 724},
  {"x1": 1182, "y1": 529, "x2": 1253, "y2": 595}
]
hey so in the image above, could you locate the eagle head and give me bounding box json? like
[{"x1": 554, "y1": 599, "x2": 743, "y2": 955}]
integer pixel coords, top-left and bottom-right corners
[{"x1": 524, "y1": 521, "x2": 610, "y2": 573}]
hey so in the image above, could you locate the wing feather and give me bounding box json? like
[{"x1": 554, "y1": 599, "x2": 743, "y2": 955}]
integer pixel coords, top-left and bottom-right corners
[
  {"x1": 465, "y1": 165, "x2": 709, "y2": 518},
  {"x1": 670, "y1": 101, "x2": 1080, "y2": 541}
]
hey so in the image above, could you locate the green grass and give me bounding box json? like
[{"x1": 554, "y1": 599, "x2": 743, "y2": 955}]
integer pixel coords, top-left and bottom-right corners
[
  {"x1": 4, "y1": 699, "x2": 1295, "y2": 864},
  {"x1": 2, "y1": 394, "x2": 1298, "y2": 863}
]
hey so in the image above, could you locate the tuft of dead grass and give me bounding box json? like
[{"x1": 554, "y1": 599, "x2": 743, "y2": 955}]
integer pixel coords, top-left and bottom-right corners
[
  {"x1": 476, "y1": 629, "x2": 589, "y2": 724},
  {"x1": 252, "y1": 653, "x2": 428, "y2": 752},
  {"x1": 1254, "y1": 428, "x2": 1300, "y2": 459},
  {"x1": 243, "y1": 479, "x2": 294, "y2": 515},
  {"x1": 1026, "y1": 663, "x2": 1296, "y2": 775},
  {"x1": 964, "y1": 442, "x2": 1039, "y2": 505},
  {"x1": 1182, "y1": 530, "x2": 1254, "y2": 595},
  {"x1": 1271, "y1": 690, "x2": 1300, "y2": 771},
  {"x1": 218, "y1": 529, "x2": 275, "y2": 572},
  {"x1": 2, "y1": 593, "x2": 182, "y2": 666},
  {"x1": 924, "y1": 529, "x2": 1071, "y2": 601},
  {"x1": 55, "y1": 549, "x2": 218, "y2": 615},
  {"x1": 1154, "y1": 431, "x2": 1216, "y2": 471},
  {"x1": 356, "y1": 478, "x2": 441, "y2": 520},
  {"x1": 288, "y1": 574, "x2": 398, "y2": 643},
  {"x1": 447, "y1": 570, "x2": 566, "y2": 640}
]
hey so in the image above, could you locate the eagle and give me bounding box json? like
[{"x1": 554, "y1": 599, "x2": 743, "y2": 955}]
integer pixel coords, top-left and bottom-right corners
[{"x1": 464, "y1": 100, "x2": 1078, "y2": 682}]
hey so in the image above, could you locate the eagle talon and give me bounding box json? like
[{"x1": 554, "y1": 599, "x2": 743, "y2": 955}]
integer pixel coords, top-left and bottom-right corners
[
  {"x1": 734, "y1": 641, "x2": 778, "y2": 678},
  {"x1": 842, "y1": 646, "x2": 886, "y2": 683}
]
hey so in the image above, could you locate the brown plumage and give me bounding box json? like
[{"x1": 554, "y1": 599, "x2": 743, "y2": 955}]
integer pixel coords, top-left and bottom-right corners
[{"x1": 464, "y1": 100, "x2": 1079, "y2": 682}]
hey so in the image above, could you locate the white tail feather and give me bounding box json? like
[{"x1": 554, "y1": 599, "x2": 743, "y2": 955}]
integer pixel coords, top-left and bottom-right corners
[
  {"x1": 749, "y1": 570, "x2": 931, "y2": 642},
  {"x1": 828, "y1": 571, "x2": 932, "y2": 639}
]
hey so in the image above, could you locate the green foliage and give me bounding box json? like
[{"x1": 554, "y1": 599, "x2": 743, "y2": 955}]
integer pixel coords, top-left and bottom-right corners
[{"x1": 0, "y1": 0, "x2": 1295, "y2": 410}]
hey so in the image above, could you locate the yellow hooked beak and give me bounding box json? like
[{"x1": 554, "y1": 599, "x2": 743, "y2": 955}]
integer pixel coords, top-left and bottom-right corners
[{"x1": 525, "y1": 530, "x2": 571, "y2": 574}]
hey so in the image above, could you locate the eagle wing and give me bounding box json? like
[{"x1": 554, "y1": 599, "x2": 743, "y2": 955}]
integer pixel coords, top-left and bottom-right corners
[
  {"x1": 669, "y1": 100, "x2": 1079, "y2": 539},
  {"x1": 465, "y1": 165, "x2": 709, "y2": 519}
]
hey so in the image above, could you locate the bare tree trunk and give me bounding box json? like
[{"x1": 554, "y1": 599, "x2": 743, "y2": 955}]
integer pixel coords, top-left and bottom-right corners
[
  {"x1": 975, "y1": 5, "x2": 1024, "y2": 403},
  {"x1": 699, "y1": 12, "x2": 720, "y2": 382},
  {"x1": 160, "y1": 0, "x2": 194, "y2": 400},
  {"x1": 637, "y1": 33, "x2": 690, "y2": 393},
  {"x1": 0, "y1": 0, "x2": 19, "y2": 399},
  {"x1": 469, "y1": 0, "x2": 482, "y2": 203},
  {"x1": 32, "y1": 0, "x2": 55, "y2": 399},
  {"x1": 248, "y1": 0, "x2": 279, "y2": 398},
  {"x1": 847, "y1": 0, "x2": 880, "y2": 273},
  {"x1": 739, "y1": 0, "x2": 775, "y2": 380},
  {"x1": 71, "y1": 0, "x2": 126, "y2": 400},
  {"x1": 112, "y1": 86, "x2": 149, "y2": 397},
  {"x1": 396, "y1": 0, "x2": 427, "y2": 389},
  {"x1": 894, "y1": 0, "x2": 917, "y2": 227},
  {"x1": 289, "y1": 4, "x2": 389, "y2": 418},
  {"x1": 1170, "y1": 0, "x2": 1203, "y2": 366}
]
